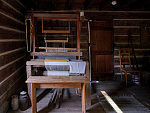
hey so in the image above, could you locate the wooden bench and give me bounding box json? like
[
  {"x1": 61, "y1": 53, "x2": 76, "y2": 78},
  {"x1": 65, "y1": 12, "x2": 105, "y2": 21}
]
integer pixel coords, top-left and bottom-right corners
[{"x1": 26, "y1": 76, "x2": 89, "y2": 113}]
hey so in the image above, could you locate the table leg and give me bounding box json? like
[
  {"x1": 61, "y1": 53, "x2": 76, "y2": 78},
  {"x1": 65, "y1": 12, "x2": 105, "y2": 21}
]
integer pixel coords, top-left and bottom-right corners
[
  {"x1": 31, "y1": 83, "x2": 37, "y2": 113},
  {"x1": 81, "y1": 83, "x2": 86, "y2": 113}
]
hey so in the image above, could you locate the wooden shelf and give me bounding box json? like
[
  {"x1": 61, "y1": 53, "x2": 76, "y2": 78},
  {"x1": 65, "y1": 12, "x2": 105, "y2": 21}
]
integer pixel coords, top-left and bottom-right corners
[{"x1": 30, "y1": 52, "x2": 82, "y2": 56}]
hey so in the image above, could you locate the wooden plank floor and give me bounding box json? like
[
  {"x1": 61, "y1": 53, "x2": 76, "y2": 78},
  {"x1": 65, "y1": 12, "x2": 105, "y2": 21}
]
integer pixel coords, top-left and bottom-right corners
[
  {"x1": 8, "y1": 81, "x2": 150, "y2": 113},
  {"x1": 8, "y1": 88, "x2": 105, "y2": 113}
]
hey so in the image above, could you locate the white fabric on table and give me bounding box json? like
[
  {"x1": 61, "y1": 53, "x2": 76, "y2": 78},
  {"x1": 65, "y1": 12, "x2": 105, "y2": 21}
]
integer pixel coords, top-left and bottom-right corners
[
  {"x1": 69, "y1": 61, "x2": 86, "y2": 74},
  {"x1": 44, "y1": 61, "x2": 86, "y2": 75},
  {"x1": 43, "y1": 71, "x2": 69, "y2": 76}
]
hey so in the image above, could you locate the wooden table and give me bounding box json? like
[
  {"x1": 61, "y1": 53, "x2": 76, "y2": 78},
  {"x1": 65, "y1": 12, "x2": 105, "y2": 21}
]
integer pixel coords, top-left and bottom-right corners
[{"x1": 26, "y1": 76, "x2": 89, "y2": 113}]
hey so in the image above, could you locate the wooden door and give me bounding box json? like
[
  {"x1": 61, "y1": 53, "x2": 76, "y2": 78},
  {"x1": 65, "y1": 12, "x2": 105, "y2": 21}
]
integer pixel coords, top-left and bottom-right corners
[{"x1": 90, "y1": 21, "x2": 113, "y2": 80}]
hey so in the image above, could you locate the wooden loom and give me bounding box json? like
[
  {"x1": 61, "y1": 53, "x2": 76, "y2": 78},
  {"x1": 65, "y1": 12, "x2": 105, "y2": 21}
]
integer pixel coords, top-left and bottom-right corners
[{"x1": 25, "y1": 13, "x2": 90, "y2": 113}]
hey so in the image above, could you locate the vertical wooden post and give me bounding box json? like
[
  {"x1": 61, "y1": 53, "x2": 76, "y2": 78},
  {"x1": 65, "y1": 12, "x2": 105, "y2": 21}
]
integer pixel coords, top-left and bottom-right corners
[
  {"x1": 41, "y1": 17, "x2": 43, "y2": 33},
  {"x1": 26, "y1": 65, "x2": 32, "y2": 97},
  {"x1": 31, "y1": 83, "x2": 37, "y2": 113},
  {"x1": 77, "y1": 14, "x2": 80, "y2": 60},
  {"x1": 31, "y1": 10, "x2": 35, "y2": 60},
  {"x1": 81, "y1": 83, "x2": 86, "y2": 113}
]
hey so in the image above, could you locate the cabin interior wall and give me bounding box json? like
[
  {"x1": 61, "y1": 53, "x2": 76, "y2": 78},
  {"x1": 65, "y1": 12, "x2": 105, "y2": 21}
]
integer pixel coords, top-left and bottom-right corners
[{"x1": 0, "y1": 0, "x2": 26, "y2": 112}]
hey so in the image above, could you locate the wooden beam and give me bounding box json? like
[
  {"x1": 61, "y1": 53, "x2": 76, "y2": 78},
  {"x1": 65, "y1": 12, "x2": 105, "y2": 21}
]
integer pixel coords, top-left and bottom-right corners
[
  {"x1": 44, "y1": 39, "x2": 68, "y2": 43},
  {"x1": 77, "y1": 15, "x2": 80, "y2": 59},
  {"x1": 35, "y1": 47, "x2": 77, "y2": 51},
  {"x1": 30, "y1": 52, "x2": 82, "y2": 56},
  {"x1": 0, "y1": 26, "x2": 25, "y2": 33},
  {"x1": 26, "y1": 76, "x2": 89, "y2": 83},
  {"x1": 43, "y1": 30, "x2": 70, "y2": 34},
  {"x1": 33, "y1": 14, "x2": 78, "y2": 18}
]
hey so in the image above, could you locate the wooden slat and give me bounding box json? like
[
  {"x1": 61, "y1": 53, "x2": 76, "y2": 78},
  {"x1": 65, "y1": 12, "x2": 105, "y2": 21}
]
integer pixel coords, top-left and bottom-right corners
[
  {"x1": 26, "y1": 76, "x2": 89, "y2": 83},
  {"x1": 33, "y1": 13, "x2": 78, "y2": 18},
  {"x1": 35, "y1": 83, "x2": 81, "y2": 88},
  {"x1": 0, "y1": 0, "x2": 24, "y2": 22},
  {"x1": 0, "y1": 26, "x2": 25, "y2": 33},
  {"x1": 43, "y1": 30, "x2": 70, "y2": 33},
  {"x1": 0, "y1": 42, "x2": 25, "y2": 53},
  {"x1": 0, "y1": 11, "x2": 24, "y2": 25},
  {"x1": 0, "y1": 48, "x2": 25, "y2": 67},
  {"x1": 45, "y1": 39, "x2": 68, "y2": 43},
  {"x1": 0, "y1": 39, "x2": 25, "y2": 42},
  {"x1": 0, "y1": 56, "x2": 25, "y2": 83},
  {"x1": 30, "y1": 52, "x2": 82, "y2": 56},
  {"x1": 0, "y1": 47, "x2": 25, "y2": 56},
  {"x1": 1, "y1": 0, "x2": 24, "y2": 16},
  {"x1": 35, "y1": 47, "x2": 77, "y2": 51},
  {"x1": 0, "y1": 13, "x2": 25, "y2": 31},
  {"x1": 113, "y1": 26, "x2": 140, "y2": 29},
  {"x1": 0, "y1": 73, "x2": 25, "y2": 105},
  {"x1": 0, "y1": 65, "x2": 25, "y2": 96}
]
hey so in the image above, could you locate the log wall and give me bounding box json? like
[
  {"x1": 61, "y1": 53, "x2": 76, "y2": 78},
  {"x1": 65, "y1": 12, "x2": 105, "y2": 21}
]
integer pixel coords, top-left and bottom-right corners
[
  {"x1": 0, "y1": 0, "x2": 26, "y2": 112},
  {"x1": 85, "y1": 11, "x2": 150, "y2": 80}
]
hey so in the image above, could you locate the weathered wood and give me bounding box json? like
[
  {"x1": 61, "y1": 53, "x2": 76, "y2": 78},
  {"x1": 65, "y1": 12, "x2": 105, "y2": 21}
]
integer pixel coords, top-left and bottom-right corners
[
  {"x1": 81, "y1": 83, "x2": 86, "y2": 113},
  {"x1": 0, "y1": 49, "x2": 25, "y2": 67},
  {"x1": 34, "y1": 83, "x2": 81, "y2": 88},
  {"x1": 0, "y1": 0, "x2": 24, "y2": 22},
  {"x1": 0, "y1": 56, "x2": 25, "y2": 83},
  {"x1": 43, "y1": 30, "x2": 70, "y2": 33},
  {"x1": 26, "y1": 76, "x2": 89, "y2": 84},
  {"x1": 31, "y1": 83, "x2": 37, "y2": 113},
  {"x1": 0, "y1": 42, "x2": 25, "y2": 53},
  {"x1": 0, "y1": 29, "x2": 25, "y2": 39},
  {"x1": 30, "y1": 52, "x2": 82, "y2": 56},
  {"x1": 0, "y1": 13, "x2": 25, "y2": 31},
  {"x1": 33, "y1": 13, "x2": 78, "y2": 18},
  {"x1": 35, "y1": 47, "x2": 77, "y2": 51},
  {"x1": 0, "y1": 0, "x2": 25, "y2": 113},
  {"x1": 28, "y1": 80, "x2": 87, "y2": 113},
  {"x1": 0, "y1": 65, "x2": 25, "y2": 96},
  {"x1": 44, "y1": 38, "x2": 68, "y2": 43}
]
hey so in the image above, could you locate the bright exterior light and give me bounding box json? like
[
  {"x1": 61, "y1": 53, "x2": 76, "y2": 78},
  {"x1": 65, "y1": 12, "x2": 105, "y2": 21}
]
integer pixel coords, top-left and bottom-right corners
[
  {"x1": 101, "y1": 91, "x2": 123, "y2": 113},
  {"x1": 112, "y1": 0, "x2": 117, "y2": 5}
]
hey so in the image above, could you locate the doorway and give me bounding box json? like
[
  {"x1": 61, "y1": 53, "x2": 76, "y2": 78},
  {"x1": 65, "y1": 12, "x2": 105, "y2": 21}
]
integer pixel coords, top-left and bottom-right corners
[{"x1": 90, "y1": 21, "x2": 113, "y2": 81}]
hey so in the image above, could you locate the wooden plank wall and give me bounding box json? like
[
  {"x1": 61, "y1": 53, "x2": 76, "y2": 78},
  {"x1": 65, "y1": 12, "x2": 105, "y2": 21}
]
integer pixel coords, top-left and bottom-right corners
[
  {"x1": 80, "y1": 21, "x2": 89, "y2": 60},
  {"x1": 113, "y1": 13, "x2": 150, "y2": 77},
  {"x1": 85, "y1": 11, "x2": 150, "y2": 78},
  {"x1": 0, "y1": 0, "x2": 26, "y2": 112}
]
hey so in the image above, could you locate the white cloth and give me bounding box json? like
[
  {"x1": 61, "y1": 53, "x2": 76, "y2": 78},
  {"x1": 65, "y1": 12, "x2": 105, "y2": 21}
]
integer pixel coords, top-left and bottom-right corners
[
  {"x1": 43, "y1": 71, "x2": 69, "y2": 76},
  {"x1": 44, "y1": 61, "x2": 86, "y2": 75},
  {"x1": 69, "y1": 61, "x2": 86, "y2": 74}
]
